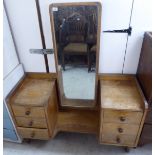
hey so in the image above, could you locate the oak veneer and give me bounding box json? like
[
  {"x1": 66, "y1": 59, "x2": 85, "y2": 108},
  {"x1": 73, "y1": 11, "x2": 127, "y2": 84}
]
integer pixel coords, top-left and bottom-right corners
[
  {"x1": 56, "y1": 109, "x2": 99, "y2": 134},
  {"x1": 100, "y1": 80, "x2": 143, "y2": 111},
  {"x1": 103, "y1": 110, "x2": 143, "y2": 124},
  {"x1": 99, "y1": 75, "x2": 148, "y2": 147},
  {"x1": 6, "y1": 73, "x2": 148, "y2": 150},
  {"x1": 7, "y1": 73, "x2": 58, "y2": 140},
  {"x1": 12, "y1": 106, "x2": 45, "y2": 118},
  {"x1": 15, "y1": 117, "x2": 47, "y2": 128},
  {"x1": 17, "y1": 127, "x2": 49, "y2": 140},
  {"x1": 102, "y1": 123, "x2": 139, "y2": 135}
]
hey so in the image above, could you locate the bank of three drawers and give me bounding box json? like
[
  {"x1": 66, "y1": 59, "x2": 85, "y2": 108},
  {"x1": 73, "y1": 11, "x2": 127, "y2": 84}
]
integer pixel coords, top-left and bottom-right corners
[
  {"x1": 7, "y1": 77, "x2": 58, "y2": 140},
  {"x1": 99, "y1": 77, "x2": 147, "y2": 147}
]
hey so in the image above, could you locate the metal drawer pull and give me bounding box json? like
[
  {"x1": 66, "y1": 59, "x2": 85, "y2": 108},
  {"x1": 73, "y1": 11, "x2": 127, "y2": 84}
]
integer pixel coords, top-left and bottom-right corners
[
  {"x1": 116, "y1": 137, "x2": 121, "y2": 143},
  {"x1": 118, "y1": 128, "x2": 123, "y2": 133},
  {"x1": 28, "y1": 121, "x2": 33, "y2": 126},
  {"x1": 120, "y1": 116, "x2": 126, "y2": 122},
  {"x1": 25, "y1": 110, "x2": 31, "y2": 115}
]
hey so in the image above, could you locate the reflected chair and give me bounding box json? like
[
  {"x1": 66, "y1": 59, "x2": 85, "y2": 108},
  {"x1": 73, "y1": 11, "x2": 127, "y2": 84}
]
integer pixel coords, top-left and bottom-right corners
[
  {"x1": 59, "y1": 13, "x2": 89, "y2": 70},
  {"x1": 86, "y1": 13, "x2": 97, "y2": 72}
]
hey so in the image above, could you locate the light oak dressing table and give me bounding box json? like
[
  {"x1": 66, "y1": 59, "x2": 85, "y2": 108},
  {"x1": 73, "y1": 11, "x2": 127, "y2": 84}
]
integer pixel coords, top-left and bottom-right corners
[{"x1": 6, "y1": 2, "x2": 148, "y2": 152}]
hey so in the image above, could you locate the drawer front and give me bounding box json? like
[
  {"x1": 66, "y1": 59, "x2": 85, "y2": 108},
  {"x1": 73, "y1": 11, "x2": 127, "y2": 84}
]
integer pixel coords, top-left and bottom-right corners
[
  {"x1": 16, "y1": 117, "x2": 47, "y2": 128},
  {"x1": 101, "y1": 133, "x2": 136, "y2": 146},
  {"x1": 101, "y1": 123, "x2": 139, "y2": 135},
  {"x1": 12, "y1": 105, "x2": 45, "y2": 118},
  {"x1": 103, "y1": 110, "x2": 143, "y2": 124},
  {"x1": 17, "y1": 127, "x2": 49, "y2": 140}
]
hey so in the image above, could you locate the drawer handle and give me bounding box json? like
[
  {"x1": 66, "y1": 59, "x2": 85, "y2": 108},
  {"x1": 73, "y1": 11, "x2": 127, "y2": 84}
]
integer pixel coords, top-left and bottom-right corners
[
  {"x1": 28, "y1": 121, "x2": 33, "y2": 126},
  {"x1": 30, "y1": 132, "x2": 35, "y2": 138},
  {"x1": 120, "y1": 116, "x2": 126, "y2": 122},
  {"x1": 116, "y1": 137, "x2": 121, "y2": 143},
  {"x1": 25, "y1": 110, "x2": 31, "y2": 115},
  {"x1": 118, "y1": 128, "x2": 123, "y2": 133}
]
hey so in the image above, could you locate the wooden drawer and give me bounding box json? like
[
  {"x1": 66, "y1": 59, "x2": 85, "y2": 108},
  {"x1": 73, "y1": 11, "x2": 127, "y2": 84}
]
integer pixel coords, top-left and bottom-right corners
[
  {"x1": 16, "y1": 117, "x2": 47, "y2": 128},
  {"x1": 103, "y1": 110, "x2": 143, "y2": 124},
  {"x1": 17, "y1": 127, "x2": 49, "y2": 140},
  {"x1": 101, "y1": 133, "x2": 136, "y2": 146},
  {"x1": 12, "y1": 105, "x2": 45, "y2": 118},
  {"x1": 101, "y1": 123, "x2": 139, "y2": 135}
]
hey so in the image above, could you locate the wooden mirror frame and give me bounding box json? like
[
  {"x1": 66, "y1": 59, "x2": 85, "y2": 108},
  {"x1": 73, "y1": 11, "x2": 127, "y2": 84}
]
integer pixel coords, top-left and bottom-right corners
[{"x1": 49, "y1": 2, "x2": 102, "y2": 109}]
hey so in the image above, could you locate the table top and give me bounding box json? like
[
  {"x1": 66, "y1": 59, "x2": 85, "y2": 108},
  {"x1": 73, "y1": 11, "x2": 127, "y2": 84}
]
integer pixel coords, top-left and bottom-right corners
[
  {"x1": 100, "y1": 78, "x2": 144, "y2": 111},
  {"x1": 11, "y1": 78, "x2": 55, "y2": 106}
]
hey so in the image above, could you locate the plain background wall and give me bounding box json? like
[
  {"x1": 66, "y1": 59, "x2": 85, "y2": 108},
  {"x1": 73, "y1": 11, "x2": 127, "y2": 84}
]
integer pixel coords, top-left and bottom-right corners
[
  {"x1": 4, "y1": 0, "x2": 152, "y2": 74},
  {"x1": 123, "y1": 0, "x2": 152, "y2": 73},
  {"x1": 3, "y1": 8, "x2": 19, "y2": 78},
  {"x1": 4, "y1": 0, "x2": 46, "y2": 72}
]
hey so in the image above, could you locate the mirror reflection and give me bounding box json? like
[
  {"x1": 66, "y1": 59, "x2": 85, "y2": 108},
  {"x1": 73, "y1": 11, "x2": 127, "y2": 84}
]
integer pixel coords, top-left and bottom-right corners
[{"x1": 52, "y1": 5, "x2": 98, "y2": 101}]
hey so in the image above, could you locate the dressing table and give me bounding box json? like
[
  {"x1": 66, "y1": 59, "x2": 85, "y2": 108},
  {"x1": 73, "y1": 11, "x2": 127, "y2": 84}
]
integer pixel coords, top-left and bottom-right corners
[
  {"x1": 99, "y1": 75, "x2": 147, "y2": 148},
  {"x1": 6, "y1": 2, "x2": 148, "y2": 152}
]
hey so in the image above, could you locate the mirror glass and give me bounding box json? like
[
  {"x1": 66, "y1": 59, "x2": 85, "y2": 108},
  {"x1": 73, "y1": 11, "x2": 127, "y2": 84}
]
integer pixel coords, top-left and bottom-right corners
[{"x1": 51, "y1": 4, "x2": 99, "y2": 105}]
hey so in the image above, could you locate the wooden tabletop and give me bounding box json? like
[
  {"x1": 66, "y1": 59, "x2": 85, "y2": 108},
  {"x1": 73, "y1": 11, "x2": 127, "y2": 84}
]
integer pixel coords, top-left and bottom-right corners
[
  {"x1": 11, "y1": 78, "x2": 55, "y2": 106},
  {"x1": 100, "y1": 79, "x2": 143, "y2": 111}
]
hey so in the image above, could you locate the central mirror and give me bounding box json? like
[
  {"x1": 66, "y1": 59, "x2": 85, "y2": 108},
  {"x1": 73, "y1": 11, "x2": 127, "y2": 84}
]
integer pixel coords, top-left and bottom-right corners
[{"x1": 50, "y1": 3, "x2": 101, "y2": 107}]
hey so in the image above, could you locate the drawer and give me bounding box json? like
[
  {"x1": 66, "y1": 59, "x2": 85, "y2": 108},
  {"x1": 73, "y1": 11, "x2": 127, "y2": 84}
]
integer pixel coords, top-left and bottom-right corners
[
  {"x1": 17, "y1": 127, "x2": 49, "y2": 140},
  {"x1": 101, "y1": 133, "x2": 136, "y2": 146},
  {"x1": 101, "y1": 123, "x2": 139, "y2": 135},
  {"x1": 12, "y1": 105, "x2": 45, "y2": 118},
  {"x1": 16, "y1": 117, "x2": 47, "y2": 128},
  {"x1": 103, "y1": 110, "x2": 143, "y2": 124}
]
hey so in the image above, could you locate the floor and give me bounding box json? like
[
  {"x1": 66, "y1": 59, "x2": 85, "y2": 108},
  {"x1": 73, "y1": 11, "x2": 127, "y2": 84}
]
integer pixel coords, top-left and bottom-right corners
[
  {"x1": 62, "y1": 66, "x2": 95, "y2": 100},
  {"x1": 3, "y1": 132, "x2": 152, "y2": 155}
]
